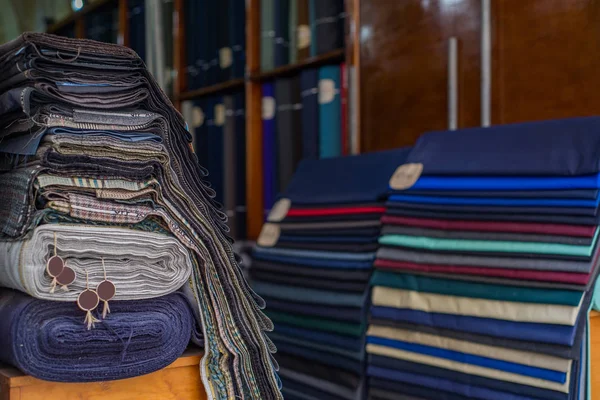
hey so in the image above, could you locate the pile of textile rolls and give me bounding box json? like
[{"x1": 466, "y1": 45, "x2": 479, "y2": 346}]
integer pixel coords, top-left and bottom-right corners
[
  {"x1": 367, "y1": 118, "x2": 600, "y2": 400},
  {"x1": 0, "y1": 33, "x2": 280, "y2": 399},
  {"x1": 250, "y1": 149, "x2": 410, "y2": 400}
]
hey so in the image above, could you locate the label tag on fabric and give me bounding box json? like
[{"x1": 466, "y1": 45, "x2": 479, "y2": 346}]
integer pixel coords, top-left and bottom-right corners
[
  {"x1": 319, "y1": 79, "x2": 336, "y2": 104},
  {"x1": 267, "y1": 198, "x2": 291, "y2": 222},
  {"x1": 219, "y1": 47, "x2": 233, "y2": 69},
  {"x1": 262, "y1": 96, "x2": 276, "y2": 120},
  {"x1": 192, "y1": 106, "x2": 205, "y2": 128},
  {"x1": 298, "y1": 25, "x2": 311, "y2": 49},
  {"x1": 389, "y1": 163, "x2": 423, "y2": 190},
  {"x1": 257, "y1": 223, "x2": 280, "y2": 247},
  {"x1": 215, "y1": 104, "x2": 226, "y2": 126}
]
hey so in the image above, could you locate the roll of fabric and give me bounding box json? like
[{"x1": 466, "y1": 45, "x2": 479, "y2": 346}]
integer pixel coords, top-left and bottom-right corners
[
  {"x1": 0, "y1": 224, "x2": 193, "y2": 302},
  {"x1": 0, "y1": 289, "x2": 193, "y2": 382}
]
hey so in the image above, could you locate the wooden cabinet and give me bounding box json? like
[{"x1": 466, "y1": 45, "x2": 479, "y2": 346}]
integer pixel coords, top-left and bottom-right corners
[
  {"x1": 492, "y1": 0, "x2": 600, "y2": 124},
  {"x1": 359, "y1": 0, "x2": 600, "y2": 152}
]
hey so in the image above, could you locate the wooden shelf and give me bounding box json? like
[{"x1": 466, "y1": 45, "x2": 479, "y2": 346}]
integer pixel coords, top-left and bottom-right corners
[
  {"x1": 250, "y1": 48, "x2": 345, "y2": 82},
  {"x1": 177, "y1": 78, "x2": 246, "y2": 101},
  {"x1": 47, "y1": 0, "x2": 117, "y2": 34}
]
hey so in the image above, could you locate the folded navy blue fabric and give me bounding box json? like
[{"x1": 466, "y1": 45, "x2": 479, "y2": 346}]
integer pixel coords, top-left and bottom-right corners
[
  {"x1": 367, "y1": 366, "x2": 546, "y2": 400},
  {"x1": 387, "y1": 201, "x2": 599, "y2": 217},
  {"x1": 279, "y1": 234, "x2": 380, "y2": 244},
  {"x1": 279, "y1": 375, "x2": 347, "y2": 400},
  {"x1": 369, "y1": 306, "x2": 576, "y2": 346},
  {"x1": 274, "y1": 339, "x2": 364, "y2": 374},
  {"x1": 369, "y1": 318, "x2": 579, "y2": 360},
  {"x1": 408, "y1": 174, "x2": 600, "y2": 191},
  {"x1": 369, "y1": 376, "x2": 471, "y2": 400},
  {"x1": 385, "y1": 207, "x2": 600, "y2": 226},
  {"x1": 390, "y1": 194, "x2": 600, "y2": 208},
  {"x1": 252, "y1": 270, "x2": 369, "y2": 292},
  {"x1": 262, "y1": 296, "x2": 364, "y2": 323},
  {"x1": 277, "y1": 352, "x2": 361, "y2": 389},
  {"x1": 282, "y1": 147, "x2": 411, "y2": 205},
  {"x1": 405, "y1": 189, "x2": 599, "y2": 200},
  {"x1": 274, "y1": 241, "x2": 380, "y2": 253},
  {"x1": 366, "y1": 336, "x2": 565, "y2": 382},
  {"x1": 280, "y1": 227, "x2": 382, "y2": 237},
  {"x1": 251, "y1": 260, "x2": 372, "y2": 281},
  {"x1": 252, "y1": 252, "x2": 374, "y2": 269},
  {"x1": 274, "y1": 322, "x2": 364, "y2": 352},
  {"x1": 368, "y1": 354, "x2": 567, "y2": 400},
  {"x1": 407, "y1": 117, "x2": 600, "y2": 176},
  {"x1": 0, "y1": 290, "x2": 192, "y2": 382}
]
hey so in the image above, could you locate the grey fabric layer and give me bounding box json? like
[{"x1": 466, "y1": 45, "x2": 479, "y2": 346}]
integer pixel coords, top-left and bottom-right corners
[
  {"x1": 279, "y1": 367, "x2": 360, "y2": 400},
  {"x1": 381, "y1": 225, "x2": 593, "y2": 246},
  {"x1": 376, "y1": 247, "x2": 594, "y2": 273},
  {"x1": 0, "y1": 224, "x2": 193, "y2": 302},
  {"x1": 368, "y1": 388, "x2": 425, "y2": 400},
  {"x1": 279, "y1": 219, "x2": 381, "y2": 231}
]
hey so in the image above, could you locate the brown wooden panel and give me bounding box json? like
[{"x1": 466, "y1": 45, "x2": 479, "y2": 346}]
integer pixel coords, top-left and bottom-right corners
[
  {"x1": 360, "y1": 0, "x2": 454, "y2": 152},
  {"x1": 492, "y1": 0, "x2": 600, "y2": 124}
]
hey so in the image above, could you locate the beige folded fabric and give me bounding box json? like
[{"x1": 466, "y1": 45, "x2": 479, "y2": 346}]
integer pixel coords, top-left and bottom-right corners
[
  {"x1": 366, "y1": 343, "x2": 570, "y2": 393},
  {"x1": 367, "y1": 325, "x2": 571, "y2": 372},
  {"x1": 372, "y1": 286, "x2": 580, "y2": 325}
]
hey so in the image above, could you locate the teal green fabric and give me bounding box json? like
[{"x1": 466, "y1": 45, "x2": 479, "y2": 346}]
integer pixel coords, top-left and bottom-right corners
[
  {"x1": 266, "y1": 310, "x2": 365, "y2": 337},
  {"x1": 379, "y1": 228, "x2": 599, "y2": 257},
  {"x1": 370, "y1": 270, "x2": 583, "y2": 306}
]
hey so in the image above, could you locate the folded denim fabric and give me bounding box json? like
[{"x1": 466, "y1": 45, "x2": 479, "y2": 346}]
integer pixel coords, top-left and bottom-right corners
[
  {"x1": 0, "y1": 224, "x2": 193, "y2": 302},
  {"x1": 370, "y1": 270, "x2": 583, "y2": 305},
  {"x1": 368, "y1": 354, "x2": 568, "y2": 400},
  {"x1": 405, "y1": 117, "x2": 600, "y2": 176},
  {"x1": 254, "y1": 281, "x2": 368, "y2": 307},
  {"x1": 252, "y1": 270, "x2": 369, "y2": 292},
  {"x1": 273, "y1": 322, "x2": 364, "y2": 352},
  {"x1": 252, "y1": 260, "x2": 372, "y2": 281},
  {"x1": 0, "y1": 289, "x2": 192, "y2": 382},
  {"x1": 282, "y1": 147, "x2": 411, "y2": 205},
  {"x1": 271, "y1": 332, "x2": 364, "y2": 362},
  {"x1": 261, "y1": 296, "x2": 364, "y2": 323},
  {"x1": 273, "y1": 241, "x2": 379, "y2": 253}
]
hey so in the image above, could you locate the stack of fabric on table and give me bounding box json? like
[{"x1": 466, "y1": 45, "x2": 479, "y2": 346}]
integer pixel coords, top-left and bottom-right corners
[
  {"x1": 366, "y1": 118, "x2": 600, "y2": 400},
  {"x1": 0, "y1": 33, "x2": 280, "y2": 399},
  {"x1": 250, "y1": 149, "x2": 410, "y2": 400}
]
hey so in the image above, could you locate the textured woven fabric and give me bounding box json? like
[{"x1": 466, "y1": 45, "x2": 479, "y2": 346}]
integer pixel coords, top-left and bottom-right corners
[
  {"x1": 0, "y1": 224, "x2": 193, "y2": 302},
  {"x1": 0, "y1": 289, "x2": 193, "y2": 382}
]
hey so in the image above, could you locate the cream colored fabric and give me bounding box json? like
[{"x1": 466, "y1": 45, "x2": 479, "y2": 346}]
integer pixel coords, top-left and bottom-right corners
[
  {"x1": 367, "y1": 325, "x2": 571, "y2": 372},
  {"x1": 372, "y1": 286, "x2": 580, "y2": 325},
  {"x1": 366, "y1": 344, "x2": 570, "y2": 393}
]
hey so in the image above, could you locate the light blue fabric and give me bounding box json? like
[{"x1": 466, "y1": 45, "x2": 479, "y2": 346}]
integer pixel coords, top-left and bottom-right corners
[
  {"x1": 390, "y1": 194, "x2": 600, "y2": 208},
  {"x1": 253, "y1": 281, "x2": 367, "y2": 307},
  {"x1": 403, "y1": 174, "x2": 600, "y2": 191}
]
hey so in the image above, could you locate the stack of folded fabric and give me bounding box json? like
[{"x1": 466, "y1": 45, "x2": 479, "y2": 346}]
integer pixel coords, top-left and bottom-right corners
[
  {"x1": 367, "y1": 118, "x2": 600, "y2": 400},
  {"x1": 251, "y1": 149, "x2": 410, "y2": 400},
  {"x1": 0, "y1": 33, "x2": 280, "y2": 399}
]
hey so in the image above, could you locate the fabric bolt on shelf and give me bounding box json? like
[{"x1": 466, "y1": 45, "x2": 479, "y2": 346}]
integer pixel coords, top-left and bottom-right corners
[
  {"x1": 374, "y1": 258, "x2": 591, "y2": 287},
  {"x1": 369, "y1": 270, "x2": 584, "y2": 306},
  {"x1": 279, "y1": 371, "x2": 351, "y2": 400},
  {"x1": 371, "y1": 286, "x2": 582, "y2": 325},
  {"x1": 368, "y1": 317, "x2": 580, "y2": 360},
  {"x1": 366, "y1": 325, "x2": 571, "y2": 372},
  {"x1": 281, "y1": 147, "x2": 411, "y2": 205},
  {"x1": 252, "y1": 251, "x2": 375, "y2": 269},
  {"x1": 0, "y1": 289, "x2": 192, "y2": 382},
  {"x1": 0, "y1": 224, "x2": 193, "y2": 302},
  {"x1": 389, "y1": 194, "x2": 600, "y2": 208},
  {"x1": 253, "y1": 246, "x2": 377, "y2": 262},
  {"x1": 373, "y1": 264, "x2": 588, "y2": 291},
  {"x1": 277, "y1": 351, "x2": 362, "y2": 390},
  {"x1": 286, "y1": 205, "x2": 386, "y2": 217},
  {"x1": 253, "y1": 280, "x2": 368, "y2": 307},
  {"x1": 387, "y1": 200, "x2": 600, "y2": 217},
  {"x1": 266, "y1": 309, "x2": 365, "y2": 336},
  {"x1": 271, "y1": 332, "x2": 365, "y2": 363},
  {"x1": 272, "y1": 322, "x2": 364, "y2": 352},
  {"x1": 368, "y1": 376, "x2": 472, "y2": 400},
  {"x1": 405, "y1": 116, "x2": 600, "y2": 177},
  {"x1": 368, "y1": 388, "x2": 426, "y2": 400},
  {"x1": 259, "y1": 296, "x2": 364, "y2": 323},
  {"x1": 368, "y1": 354, "x2": 569, "y2": 400},
  {"x1": 376, "y1": 246, "x2": 597, "y2": 273},
  {"x1": 405, "y1": 188, "x2": 600, "y2": 200},
  {"x1": 380, "y1": 215, "x2": 598, "y2": 237},
  {"x1": 279, "y1": 233, "x2": 381, "y2": 243},
  {"x1": 367, "y1": 365, "x2": 564, "y2": 399},
  {"x1": 381, "y1": 224, "x2": 594, "y2": 246},
  {"x1": 0, "y1": 34, "x2": 281, "y2": 399},
  {"x1": 278, "y1": 219, "x2": 382, "y2": 232},
  {"x1": 273, "y1": 338, "x2": 364, "y2": 374},
  {"x1": 369, "y1": 306, "x2": 580, "y2": 346},
  {"x1": 273, "y1": 240, "x2": 380, "y2": 253},
  {"x1": 279, "y1": 226, "x2": 382, "y2": 238},
  {"x1": 251, "y1": 259, "x2": 373, "y2": 281},
  {"x1": 385, "y1": 204, "x2": 600, "y2": 226},
  {"x1": 251, "y1": 269, "x2": 370, "y2": 292},
  {"x1": 280, "y1": 212, "x2": 386, "y2": 224}
]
